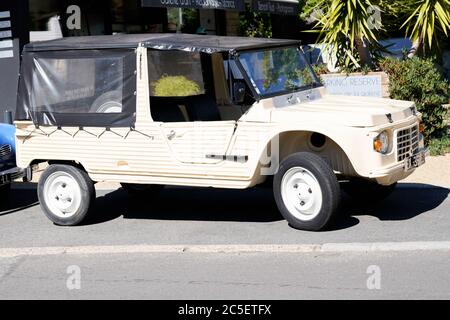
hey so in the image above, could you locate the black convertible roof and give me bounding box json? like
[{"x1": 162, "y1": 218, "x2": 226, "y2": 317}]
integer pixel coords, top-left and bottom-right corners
[{"x1": 23, "y1": 33, "x2": 301, "y2": 53}]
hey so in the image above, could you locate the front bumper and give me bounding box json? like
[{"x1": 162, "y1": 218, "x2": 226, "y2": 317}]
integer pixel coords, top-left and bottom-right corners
[
  {"x1": 0, "y1": 166, "x2": 28, "y2": 186},
  {"x1": 370, "y1": 147, "x2": 429, "y2": 185}
]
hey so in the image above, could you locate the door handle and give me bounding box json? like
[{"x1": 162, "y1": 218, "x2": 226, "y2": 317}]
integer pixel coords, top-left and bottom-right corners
[{"x1": 167, "y1": 130, "x2": 176, "y2": 140}]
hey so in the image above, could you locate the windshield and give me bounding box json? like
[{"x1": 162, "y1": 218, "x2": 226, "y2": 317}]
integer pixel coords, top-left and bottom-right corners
[{"x1": 238, "y1": 46, "x2": 320, "y2": 97}]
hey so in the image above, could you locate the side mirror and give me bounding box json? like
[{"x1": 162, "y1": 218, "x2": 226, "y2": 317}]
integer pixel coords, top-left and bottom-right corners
[
  {"x1": 3, "y1": 110, "x2": 13, "y2": 124},
  {"x1": 232, "y1": 81, "x2": 246, "y2": 104}
]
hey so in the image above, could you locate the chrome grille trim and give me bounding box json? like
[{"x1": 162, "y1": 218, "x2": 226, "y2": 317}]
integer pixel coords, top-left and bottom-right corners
[
  {"x1": 396, "y1": 124, "x2": 419, "y2": 162},
  {"x1": 0, "y1": 144, "x2": 12, "y2": 158}
]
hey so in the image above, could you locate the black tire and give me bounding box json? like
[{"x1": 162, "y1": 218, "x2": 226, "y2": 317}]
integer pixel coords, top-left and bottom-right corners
[
  {"x1": 273, "y1": 152, "x2": 340, "y2": 231},
  {"x1": 121, "y1": 183, "x2": 163, "y2": 197},
  {"x1": 341, "y1": 178, "x2": 397, "y2": 203},
  {"x1": 89, "y1": 90, "x2": 122, "y2": 113},
  {"x1": 38, "y1": 164, "x2": 95, "y2": 226}
]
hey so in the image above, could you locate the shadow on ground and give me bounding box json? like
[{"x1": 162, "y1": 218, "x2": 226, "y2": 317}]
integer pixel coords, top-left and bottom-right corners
[
  {"x1": 84, "y1": 182, "x2": 449, "y2": 230},
  {"x1": 85, "y1": 186, "x2": 283, "y2": 225},
  {"x1": 0, "y1": 183, "x2": 39, "y2": 217},
  {"x1": 1, "y1": 182, "x2": 448, "y2": 231},
  {"x1": 340, "y1": 183, "x2": 449, "y2": 222}
]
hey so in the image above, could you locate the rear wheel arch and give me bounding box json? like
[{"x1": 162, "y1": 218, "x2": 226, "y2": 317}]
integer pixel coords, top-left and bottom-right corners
[
  {"x1": 27, "y1": 159, "x2": 89, "y2": 174},
  {"x1": 48, "y1": 160, "x2": 87, "y2": 170}
]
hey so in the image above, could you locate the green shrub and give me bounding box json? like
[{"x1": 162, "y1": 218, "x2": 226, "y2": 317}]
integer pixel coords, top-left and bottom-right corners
[
  {"x1": 428, "y1": 136, "x2": 450, "y2": 155},
  {"x1": 380, "y1": 57, "x2": 449, "y2": 142}
]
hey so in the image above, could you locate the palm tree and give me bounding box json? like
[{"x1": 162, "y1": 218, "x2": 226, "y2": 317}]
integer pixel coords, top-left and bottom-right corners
[
  {"x1": 402, "y1": 0, "x2": 450, "y2": 57},
  {"x1": 311, "y1": 0, "x2": 382, "y2": 71}
]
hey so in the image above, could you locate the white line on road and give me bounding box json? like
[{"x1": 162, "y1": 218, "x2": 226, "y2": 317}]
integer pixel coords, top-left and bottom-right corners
[{"x1": 1, "y1": 241, "x2": 450, "y2": 258}]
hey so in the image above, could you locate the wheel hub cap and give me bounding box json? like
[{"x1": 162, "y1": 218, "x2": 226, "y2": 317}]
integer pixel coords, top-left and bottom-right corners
[
  {"x1": 281, "y1": 167, "x2": 323, "y2": 221},
  {"x1": 43, "y1": 172, "x2": 82, "y2": 218}
]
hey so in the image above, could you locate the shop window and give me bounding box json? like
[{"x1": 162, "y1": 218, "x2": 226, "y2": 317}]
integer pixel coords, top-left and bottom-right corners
[{"x1": 29, "y1": 15, "x2": 63, "y2": 42}]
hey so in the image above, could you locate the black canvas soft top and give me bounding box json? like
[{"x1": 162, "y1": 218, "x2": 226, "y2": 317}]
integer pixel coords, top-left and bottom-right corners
[{"x1": 23, "y1": 33, "x2": 301, "y2": 53}]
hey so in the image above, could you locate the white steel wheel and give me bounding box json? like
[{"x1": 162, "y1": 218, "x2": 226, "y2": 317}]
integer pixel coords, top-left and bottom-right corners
[
  {"x1": 43, "y1": 172, "x2": 82, "y2": 219},
  {"x1": 273, "y1": 152, "x2": 340, "y2": 231},
  {"x1": 280, "y1": 167, "x2": 323, "y2": 221},
  {"x1": 38, "y1": 164, "x2": 95, "y2": 226}
]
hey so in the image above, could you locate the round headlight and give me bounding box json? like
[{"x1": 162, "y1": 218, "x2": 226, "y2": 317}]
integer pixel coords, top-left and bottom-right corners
[{"x1": 374, "y1": 131, "x2": 390, "y2": 154}]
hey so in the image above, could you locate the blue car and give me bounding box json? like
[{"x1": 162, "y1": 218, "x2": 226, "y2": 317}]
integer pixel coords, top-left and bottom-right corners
[{"x1": 0, "y1": 123, "x2": 17, "y2": 193}]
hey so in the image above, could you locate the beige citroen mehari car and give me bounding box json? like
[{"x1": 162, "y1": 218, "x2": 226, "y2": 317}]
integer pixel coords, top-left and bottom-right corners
[{"x1": 14, "y1": 34, "x2": 427, "y2": 231}]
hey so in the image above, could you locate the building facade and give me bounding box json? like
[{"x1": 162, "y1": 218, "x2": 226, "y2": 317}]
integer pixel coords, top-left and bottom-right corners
[{"x1": 0, "y1": 0, "x2": 301, "y2": 120}]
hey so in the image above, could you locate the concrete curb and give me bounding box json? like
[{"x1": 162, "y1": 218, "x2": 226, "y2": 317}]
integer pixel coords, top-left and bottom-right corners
[{"x1": 1, "y1": 242, "x2": 450, "y2": 258}]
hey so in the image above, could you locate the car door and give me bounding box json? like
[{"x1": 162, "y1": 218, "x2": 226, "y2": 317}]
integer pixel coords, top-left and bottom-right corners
[{"x1": 161, "y1": 120, "x2": 236, "y2": 164}]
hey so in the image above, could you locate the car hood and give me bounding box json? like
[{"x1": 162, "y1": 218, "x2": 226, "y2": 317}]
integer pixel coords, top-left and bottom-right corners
[{"x1": 270, "y1": 94, "x2": 416, "y2": 127}]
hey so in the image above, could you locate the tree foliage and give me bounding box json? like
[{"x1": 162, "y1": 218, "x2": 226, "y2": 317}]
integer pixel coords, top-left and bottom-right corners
[
  {"x1": 239, "y1": 4, "x2": 272, "y2": 38},
  {"x1": 301, "y1": 0, "x2": 450, "y2": 58},
  {"x1": 402, "y1": 0, "x2": 450, "y2": 56},
  {"x1": 374, "y1": 0, "x2": 416, "y2": 35},
  {"x1": 309, "y1": 0, "x2": 382, "y2": 71},
  {"x1": 299, "y1": 0, "x2": 325, "y2": 22}
]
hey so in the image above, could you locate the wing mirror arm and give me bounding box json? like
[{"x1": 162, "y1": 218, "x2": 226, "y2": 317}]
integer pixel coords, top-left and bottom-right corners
[{"x1": 232, "y1": 82, "x2": 246, "y2": 104}]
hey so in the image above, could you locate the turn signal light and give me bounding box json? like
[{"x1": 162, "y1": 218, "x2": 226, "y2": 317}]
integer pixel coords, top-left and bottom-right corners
[
  {"x1": 374, "y1": 139, "x2": 383, "y2": 153},
  {"x1": 373, "y1": 131, "x2": 390, "y2": 154},
  {"x1": 419, "y1": 123, "x2": 425, "y2": 133}
]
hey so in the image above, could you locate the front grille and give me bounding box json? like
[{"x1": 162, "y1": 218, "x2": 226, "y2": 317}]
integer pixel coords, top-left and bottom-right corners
[
  {"x1": 397, "y1": 124, "x2": 419, "y2": 161},
  {"x1": 0, "y1": 144, "x2": 12, "y2": 159}
]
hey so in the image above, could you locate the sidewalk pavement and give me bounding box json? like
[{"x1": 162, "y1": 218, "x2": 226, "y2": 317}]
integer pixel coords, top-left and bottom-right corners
[
  {"x1": 27, "y1": 154, "x2": 450, "y2": 190},
  {"x1": 401, "y1": 154, "x2": 450, "y2": 188}
]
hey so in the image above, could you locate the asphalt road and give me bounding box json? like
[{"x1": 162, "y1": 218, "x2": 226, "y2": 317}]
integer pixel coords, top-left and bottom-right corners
[
  {"x1": 1, "y1": 251, "x2": 449, "y2": 299},
  {"x1": 0, "y1": 182, "x2": 449, "y2": 299},
  {"x1": 0, "y1": 182, "x2": 449, "y2": 246}
]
